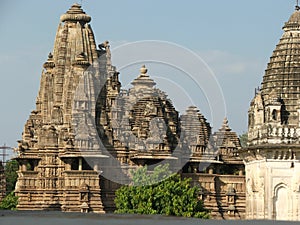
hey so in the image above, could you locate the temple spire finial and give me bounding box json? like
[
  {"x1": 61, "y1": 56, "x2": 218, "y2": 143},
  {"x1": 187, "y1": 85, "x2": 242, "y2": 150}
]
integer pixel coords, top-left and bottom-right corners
[
  {"x1": 296, "y1": 0, "x2": 300, "y2": 11},
  {"x1": 140, "y1": 65, "x2": 148, "y2": 75}
]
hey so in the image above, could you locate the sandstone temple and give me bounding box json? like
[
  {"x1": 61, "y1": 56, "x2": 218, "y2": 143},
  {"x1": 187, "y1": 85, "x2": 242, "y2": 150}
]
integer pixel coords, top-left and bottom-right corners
[
  {"x1": 12, "y1": 4, "x2": 245, "y2": 219},
  {"x1": 7, "y1": 2, "x2": 300, "y2": 221}
]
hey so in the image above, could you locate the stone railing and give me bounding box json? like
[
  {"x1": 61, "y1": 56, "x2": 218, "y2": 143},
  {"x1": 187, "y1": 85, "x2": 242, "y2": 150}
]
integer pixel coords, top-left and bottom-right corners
[
  {"x1": 18, "y1": 178, "x2": 38, "y2": 189},
  {"x1": 248, "y1": 125, "x2": 299, "y2": 145},
  {"x1": 183, "y1": 173, "x2": 245, "y2": 193},
  {"x1": 64, "y1": 170, "x2": 100, "y2": 188},
  {"x1": 240, "y1": 147, "x2": 300, "y2": 162}
]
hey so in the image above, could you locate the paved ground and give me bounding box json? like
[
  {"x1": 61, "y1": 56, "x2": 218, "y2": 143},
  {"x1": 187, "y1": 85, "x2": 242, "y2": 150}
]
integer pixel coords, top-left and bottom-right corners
[{"x1": 0, "y1": 211, "x2": 299, "y2": 225}]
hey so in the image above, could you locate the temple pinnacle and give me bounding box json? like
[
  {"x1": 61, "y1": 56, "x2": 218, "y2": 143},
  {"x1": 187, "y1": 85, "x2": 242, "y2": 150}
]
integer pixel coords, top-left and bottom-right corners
[
  {"x1": 140, "y1": 65, "x2": 148, "y2": 75},
  {"x1": 60, "y1": 3, "x2": 91, "y2": 23}
]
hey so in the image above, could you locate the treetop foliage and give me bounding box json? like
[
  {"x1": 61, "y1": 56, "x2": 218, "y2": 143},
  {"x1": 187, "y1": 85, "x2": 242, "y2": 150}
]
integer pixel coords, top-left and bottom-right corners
[
  {"x1": 131, "y1": 164, "x2": 173, "y2": 186},
  {"x1": 114, "y1": 164, "x2": 210, "y2": 219},
  {"x1": 0, "y1": 191, "x2": 18, "y2": 210}
]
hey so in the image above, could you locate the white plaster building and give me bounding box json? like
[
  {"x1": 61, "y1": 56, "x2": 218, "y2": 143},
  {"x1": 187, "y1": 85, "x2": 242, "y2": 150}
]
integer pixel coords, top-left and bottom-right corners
[{"x1": 241, "y1": 5, "x2": 300, "y2": 221}]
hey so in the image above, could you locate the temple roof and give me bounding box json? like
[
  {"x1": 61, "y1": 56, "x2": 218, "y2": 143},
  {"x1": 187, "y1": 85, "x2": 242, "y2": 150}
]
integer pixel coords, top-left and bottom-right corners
[
  {"x1": 219, "y1": 117, "x2": 231, "y2": 132},
  {"x1": 180, "y1": 106, "x2": 211, "y2": 148},
  {"x1": 131, "y1": 65, "x2": 156, "y2": 89},
  {"x1": 259, "y1": 7, "x2": 300, "y2": 125},
  {"x1": 213, "y1": 118, "x2": 241, "y2": 149},
  {"x1": 283, "y1": 9, "x2": 300, "y2": 31}
]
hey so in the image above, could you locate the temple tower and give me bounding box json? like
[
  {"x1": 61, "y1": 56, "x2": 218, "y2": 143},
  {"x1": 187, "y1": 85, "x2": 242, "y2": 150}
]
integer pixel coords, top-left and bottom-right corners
[
  {"x1": 97, "y1": 65, "x2": 180, "y2": 167},
  {"x1": 241, "y1": 5, "x2": 300, "y2": 220},
  {"x1": 212, "y1": 118, "x2": 244, "y2": 175},
  {"x1": 15, "y1": 4, "x2": 116, "y2": 212},
  {"x1": 180, "y1": 106, "x2": 212, "y2": 173}
]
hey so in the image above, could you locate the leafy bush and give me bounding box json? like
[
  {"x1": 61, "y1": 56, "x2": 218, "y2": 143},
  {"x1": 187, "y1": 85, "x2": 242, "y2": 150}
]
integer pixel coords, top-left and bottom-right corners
[
  {"x1": 114, "y1": 164, "x2": 209, "y2": 219},
  {"x1": 0, "y1": 191, "x2": 18, "y2": 210}
]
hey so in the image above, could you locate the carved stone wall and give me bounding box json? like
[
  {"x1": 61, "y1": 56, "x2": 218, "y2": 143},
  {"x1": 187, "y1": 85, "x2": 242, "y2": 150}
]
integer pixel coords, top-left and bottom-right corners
[
  {"x1": 182, "y1": 173, "x2": 246, "y2": 220},
  {"x1": 240, "y1": 146, "x2": 300, "y2": 220}
]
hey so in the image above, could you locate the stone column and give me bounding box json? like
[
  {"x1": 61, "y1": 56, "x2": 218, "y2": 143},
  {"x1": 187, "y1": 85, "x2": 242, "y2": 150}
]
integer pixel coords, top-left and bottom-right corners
[
  {"x1": 93, "y1": 163, "x2": 98, "y2": 171},
  {"x1": 79, "y1": 158, "x2": 82, "y2": 171}
]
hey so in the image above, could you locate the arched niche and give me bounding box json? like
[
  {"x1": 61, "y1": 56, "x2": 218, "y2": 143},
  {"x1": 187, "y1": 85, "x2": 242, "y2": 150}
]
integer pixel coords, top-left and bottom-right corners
[{"x1": 273, "y1": 183, "x2": 289, "y2": 220}]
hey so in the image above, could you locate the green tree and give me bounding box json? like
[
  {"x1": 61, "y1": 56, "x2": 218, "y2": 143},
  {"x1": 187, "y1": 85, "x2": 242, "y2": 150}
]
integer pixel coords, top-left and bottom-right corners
[
  {"x1": 239, "y1": 132, "x2": 248, "y2": 148},
  {"x1": 0, "y1": 191, "x2": 18, "y2": 210},
  {"x1": 5, "y1": 160, "x2": 19, "y2": 194},
  {"x1": 114, "y1": 164, "x2": 210, "y2": 219}
]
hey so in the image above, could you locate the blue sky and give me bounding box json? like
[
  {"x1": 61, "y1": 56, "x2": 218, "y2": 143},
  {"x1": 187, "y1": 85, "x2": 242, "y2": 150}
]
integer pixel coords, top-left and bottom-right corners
[{"x1": 0, "y1": 0, "x2": 297, "y2": 150}]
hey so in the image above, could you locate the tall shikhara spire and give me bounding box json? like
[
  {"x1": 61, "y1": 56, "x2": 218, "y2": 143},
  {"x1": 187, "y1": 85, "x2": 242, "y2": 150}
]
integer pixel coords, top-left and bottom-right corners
[
  {"x1": 15, "y1": 4, "x2": 116, "y2": 212},
  {"x1": 39, "y1": 3, "x2": 99, "y2": 125}
]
